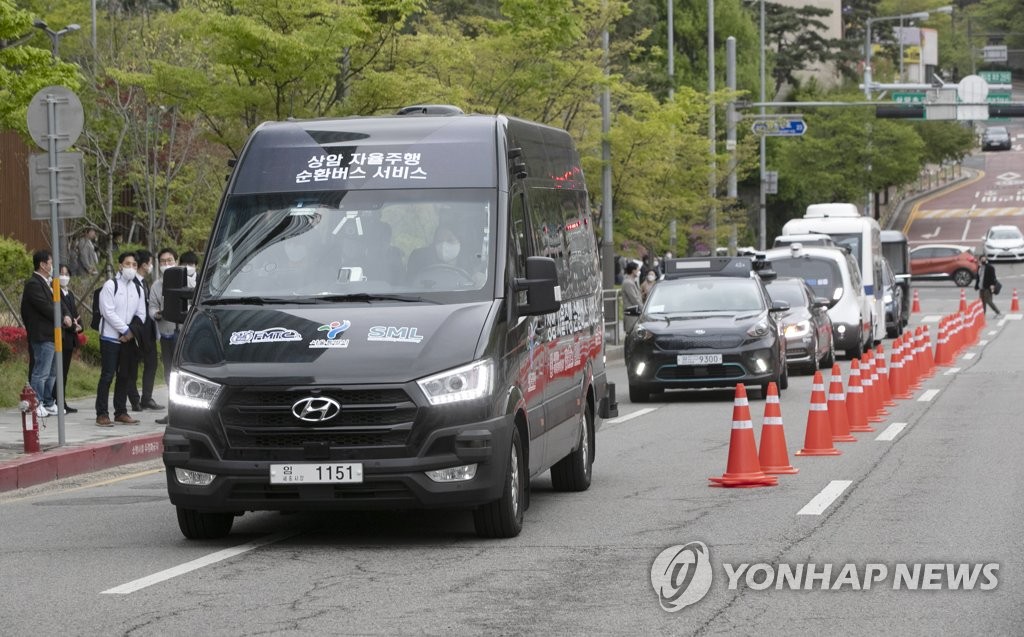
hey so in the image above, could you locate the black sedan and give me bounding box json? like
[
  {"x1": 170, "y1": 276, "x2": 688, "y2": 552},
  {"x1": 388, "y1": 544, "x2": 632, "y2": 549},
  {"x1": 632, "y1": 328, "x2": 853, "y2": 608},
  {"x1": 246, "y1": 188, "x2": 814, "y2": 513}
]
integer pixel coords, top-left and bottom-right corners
[
  {"x1": 981, "y1": 126, "x2": 1012, "y2": 151},
  {"x1": 624, "y1": 273, "x2": 789, "y2": 401},
  {"x1": 763, "y1": 276, "x2": 835, "y2": 374}
]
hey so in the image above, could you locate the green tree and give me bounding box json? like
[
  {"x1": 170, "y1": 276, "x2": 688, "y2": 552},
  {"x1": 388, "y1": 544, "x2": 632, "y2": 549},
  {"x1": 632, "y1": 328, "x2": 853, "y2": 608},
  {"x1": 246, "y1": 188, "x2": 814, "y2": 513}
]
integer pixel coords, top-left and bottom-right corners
[{"x1": 0, "y1": 0, "x2": 82, "y2": 135}]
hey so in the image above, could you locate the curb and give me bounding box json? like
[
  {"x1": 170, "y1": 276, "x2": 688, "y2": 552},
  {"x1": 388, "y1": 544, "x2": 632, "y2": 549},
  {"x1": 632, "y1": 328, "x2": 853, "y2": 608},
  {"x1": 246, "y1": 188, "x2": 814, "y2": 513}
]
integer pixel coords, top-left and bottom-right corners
[{"x1": 0, "y1": 432, "x2": 163, "y2": 493}]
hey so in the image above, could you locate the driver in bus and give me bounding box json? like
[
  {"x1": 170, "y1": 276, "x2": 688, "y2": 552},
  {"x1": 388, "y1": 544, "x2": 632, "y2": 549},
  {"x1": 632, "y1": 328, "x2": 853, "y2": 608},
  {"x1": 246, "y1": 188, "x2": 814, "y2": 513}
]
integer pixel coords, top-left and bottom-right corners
[{"x1": 407, "y1": 224, "x2": 485, "y2": 287}]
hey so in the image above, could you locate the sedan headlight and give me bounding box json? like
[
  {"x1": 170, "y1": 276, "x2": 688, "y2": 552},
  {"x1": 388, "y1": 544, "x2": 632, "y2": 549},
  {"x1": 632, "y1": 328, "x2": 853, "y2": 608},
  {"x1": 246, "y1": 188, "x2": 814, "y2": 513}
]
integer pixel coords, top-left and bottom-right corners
[
  {"x1": 634, "y1": 324, "x2": 654, "y2": 341},
  {"x1": 418, "y1": 359, "x2": 493, "y2": 405},
  {"x1": 747, "y1": 320, "x2": 771, "y2": 338},
  {"x1": 169, "y1": 370, "x2": 223, "y2": 410},
  {"x1": 784, "y1": 320, "x2": 811, "y2": 338}
]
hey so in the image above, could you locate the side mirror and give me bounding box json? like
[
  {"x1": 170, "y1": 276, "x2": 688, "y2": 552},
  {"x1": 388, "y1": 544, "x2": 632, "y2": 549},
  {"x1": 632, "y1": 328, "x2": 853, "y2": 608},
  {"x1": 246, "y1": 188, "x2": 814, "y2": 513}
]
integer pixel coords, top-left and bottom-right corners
[
  {"x1": 514, "y1": 256, "x2": 560, "y2": 316},
  {"x1": 812, "y1": 297, "x2": 830, "y2": 309},
  {"x1": 162, "y1": 266, "x2": 193, "y2": 323},
  {"x1": 624, "y1": 305, "x2": 641, "y2": 317},
  {"x1": 769, "y1": 300, "x2": 790, "y2": 313}
]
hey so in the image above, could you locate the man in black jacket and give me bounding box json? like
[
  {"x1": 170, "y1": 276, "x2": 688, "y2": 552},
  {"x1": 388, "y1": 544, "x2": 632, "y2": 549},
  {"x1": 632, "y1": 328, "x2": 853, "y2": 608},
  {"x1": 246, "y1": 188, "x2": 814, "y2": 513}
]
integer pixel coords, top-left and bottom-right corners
[
  {"x1": 20, "y1": 250, "x2": 61, "y2": 418},
  {"x1": 975, "y1": 255, "x2": 1002, "y2": 317}
]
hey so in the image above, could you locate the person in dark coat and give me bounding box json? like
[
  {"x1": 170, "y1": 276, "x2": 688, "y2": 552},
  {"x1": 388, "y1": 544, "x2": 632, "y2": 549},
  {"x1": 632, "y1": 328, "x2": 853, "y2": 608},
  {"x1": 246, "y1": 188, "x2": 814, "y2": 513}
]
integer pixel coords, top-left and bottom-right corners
[
  {"x1": 58, "y1": 264, "x2": 83, "y2": 413},
  {"x1": 975, "y1": 255, "x2": 1001, "y2": 317},
  {"x1": 20, "y1": 250, "x2": 59, "y2": 418}
]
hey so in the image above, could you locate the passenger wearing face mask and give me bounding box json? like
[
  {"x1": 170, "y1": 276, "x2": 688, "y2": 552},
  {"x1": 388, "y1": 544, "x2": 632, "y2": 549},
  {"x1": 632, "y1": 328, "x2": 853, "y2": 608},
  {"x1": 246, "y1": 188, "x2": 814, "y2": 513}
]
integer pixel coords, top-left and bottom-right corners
[
  {"x1": 58, "y1": 264, "x2": 83, "y2": 414},
  {"x1": 150, "y1": 248, "x2": 179, "y2": 425},
  {"x1": 641, "y1": 270, "x2": 658, "y2": 301},
  {"x1": 127, "y1": 250, "x2": 162, "y2": 413},
  {"x1": 95, "y1": 252, "x2": 147, "y2": 427}
]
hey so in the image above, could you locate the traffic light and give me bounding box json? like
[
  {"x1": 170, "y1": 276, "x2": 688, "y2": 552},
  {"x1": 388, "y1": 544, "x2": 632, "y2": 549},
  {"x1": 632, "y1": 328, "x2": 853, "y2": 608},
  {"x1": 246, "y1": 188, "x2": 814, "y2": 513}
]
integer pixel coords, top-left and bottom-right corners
[{"x1": 875, "y1": 105, "x2": 925, "y2": 119}]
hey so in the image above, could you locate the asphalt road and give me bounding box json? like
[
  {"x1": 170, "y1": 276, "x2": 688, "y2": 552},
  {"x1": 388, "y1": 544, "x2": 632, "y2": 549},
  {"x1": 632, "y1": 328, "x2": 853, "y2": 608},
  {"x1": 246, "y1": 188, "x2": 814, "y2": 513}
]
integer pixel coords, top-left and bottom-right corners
[
  {"x1": 0, "y1": 278, "x2": 1021, "y2": 635},
  {"x1": 3, "y1": 143, "x2": 1024, "y2": 634}
]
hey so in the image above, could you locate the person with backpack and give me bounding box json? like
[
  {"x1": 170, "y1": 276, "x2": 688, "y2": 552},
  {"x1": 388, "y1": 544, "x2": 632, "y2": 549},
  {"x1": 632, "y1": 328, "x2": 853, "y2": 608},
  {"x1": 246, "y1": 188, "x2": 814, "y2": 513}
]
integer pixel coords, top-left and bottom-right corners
[
  {"x1": 126, "y1": 250, "x2": 162, "y2": 412},
  {"x1": 95, "y1": 252, "x2": 147, "y2": 427}
]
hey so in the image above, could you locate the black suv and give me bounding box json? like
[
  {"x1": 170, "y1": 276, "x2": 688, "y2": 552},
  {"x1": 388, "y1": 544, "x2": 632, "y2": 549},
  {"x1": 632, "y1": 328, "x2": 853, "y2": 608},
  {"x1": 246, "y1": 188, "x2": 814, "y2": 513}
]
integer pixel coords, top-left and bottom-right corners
[{"x1": 624, "y1": 256, "x2": 789, "y2": 401}]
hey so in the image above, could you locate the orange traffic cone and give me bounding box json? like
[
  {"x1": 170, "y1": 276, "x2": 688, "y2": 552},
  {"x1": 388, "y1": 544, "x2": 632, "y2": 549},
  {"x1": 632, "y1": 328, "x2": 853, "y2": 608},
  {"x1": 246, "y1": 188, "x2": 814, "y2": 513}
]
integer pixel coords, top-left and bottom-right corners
[
  {"x1": 933, "y1": 319, "x2": 952, "y2": 367},
  {"x1": 889, "y1": 337, "x2": 909, "y2": 399},
  {"x1": 959, "y1": 289, "x2": 968, "y2": 313},
  {"x1": 921, "y1": 326, "x2": 936, "y2": 377},
  {"x1": 710, "y1": 384, "x2": 778, "y2": 487},
  {"x1": 1012, "y1": 289, "x2": 1020, "y2": 312},
  {"x1": 758, "y1": 382, "x2": 798, "y2": 475},
  {"x1": 862, "y1": 353, "x2": 886, "y2": 422},
  {"x1": 911, "y1": 289, "x2": 921, "y2": 313},
  {"x1": 875, "y1": 344, "x2": 895, "y2": 406},
  {"x1": 847, "y1": 359, "x2": 875, "y2": 433},
  {"x1": 796, "y1": 371, "x2": 841, "y2": 456},
  {"x1": 827, "y1": 364, "x2": 857, "y2": 443}
]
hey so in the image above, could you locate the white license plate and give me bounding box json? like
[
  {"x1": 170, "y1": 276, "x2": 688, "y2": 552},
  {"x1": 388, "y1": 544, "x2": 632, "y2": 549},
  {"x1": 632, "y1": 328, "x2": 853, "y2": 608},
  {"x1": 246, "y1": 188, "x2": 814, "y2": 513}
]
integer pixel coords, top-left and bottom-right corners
[
  {"x1": 677, "y1": 354, "x2": 722, "y2": 365},
  {"x1": 269, "y1": 463, "x2": 364, "y2": 484}
]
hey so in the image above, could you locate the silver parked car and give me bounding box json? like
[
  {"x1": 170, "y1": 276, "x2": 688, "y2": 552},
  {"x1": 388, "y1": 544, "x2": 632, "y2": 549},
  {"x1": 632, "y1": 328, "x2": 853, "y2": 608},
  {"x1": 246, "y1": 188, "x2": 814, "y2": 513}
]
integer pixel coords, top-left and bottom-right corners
[{"x1": 764, "y1": 276, "x2": 835, "y2": 374}]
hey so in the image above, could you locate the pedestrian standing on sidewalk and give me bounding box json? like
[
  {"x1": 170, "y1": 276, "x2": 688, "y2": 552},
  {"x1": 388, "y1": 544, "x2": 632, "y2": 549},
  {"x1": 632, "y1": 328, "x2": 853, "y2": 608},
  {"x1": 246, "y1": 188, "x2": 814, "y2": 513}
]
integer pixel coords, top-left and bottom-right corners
[
  {"x1": 20, "y1": 250, "x2": 59, "y2": 419},
  {"x1": 95, "y1": 253, "x2": 147, "y2": 427},
  {"x1": 58, "y1": 264, "x2": 83, "y2": 414},
  {"x1": 622, "y1": 262, "x2": 642, "y2": 335},
  {"x1": 150, "y1": 248, "x2": 178, "y2": 425},
  {"x1": 975, "y1": 255, "x2": 1002, "y2": 316},
  {"x1": 129, "y1": 250, "x2": 162, "y2": 412}
]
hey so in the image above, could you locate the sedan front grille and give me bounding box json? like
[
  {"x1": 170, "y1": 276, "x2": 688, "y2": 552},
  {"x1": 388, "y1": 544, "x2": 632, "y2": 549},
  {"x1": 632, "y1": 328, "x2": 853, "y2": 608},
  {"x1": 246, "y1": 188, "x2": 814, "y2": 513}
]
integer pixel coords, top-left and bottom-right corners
[{"x1": 655, "y1": 334, "x2": 745, "y2": 350}]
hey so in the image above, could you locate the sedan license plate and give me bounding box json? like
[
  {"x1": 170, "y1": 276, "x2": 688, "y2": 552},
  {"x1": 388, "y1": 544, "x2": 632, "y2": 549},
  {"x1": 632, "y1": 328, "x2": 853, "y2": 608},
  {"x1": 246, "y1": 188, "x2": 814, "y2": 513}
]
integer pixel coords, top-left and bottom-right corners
[
  {"x1": 269, "y1": 463, "x2": 363, "y2": 484},
  {"x1": 677, "y1": 354, "x2": 722, "y2": 365}
]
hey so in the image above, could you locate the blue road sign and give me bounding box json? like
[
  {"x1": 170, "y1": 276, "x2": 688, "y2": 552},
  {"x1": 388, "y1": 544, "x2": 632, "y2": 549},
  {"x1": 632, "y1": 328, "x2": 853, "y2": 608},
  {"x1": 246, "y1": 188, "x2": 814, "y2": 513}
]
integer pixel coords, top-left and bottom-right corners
[{"x1": 751, "y1": 118, "x2": 807, "y2": 137}]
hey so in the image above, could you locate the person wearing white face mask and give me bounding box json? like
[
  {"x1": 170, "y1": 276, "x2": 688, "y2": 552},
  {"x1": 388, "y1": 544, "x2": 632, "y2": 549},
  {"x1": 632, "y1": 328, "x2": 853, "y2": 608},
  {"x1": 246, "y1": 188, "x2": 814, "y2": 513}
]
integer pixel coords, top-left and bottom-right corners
[
  {"x1": 58, "y1": 264, "x2": 83, "y2": 414},
  {"x1": 94, "y1": 252, "x2": 147, "y2": 427},
  {"x1": 641, "y1": 270, "x2": 658, "y2": 301},
  {"x1": 406, "y1": 224, "x2": 482, "y2": 286},
  {"x1": 151, "y1": 248, "x2": 179, "y2": 425}
]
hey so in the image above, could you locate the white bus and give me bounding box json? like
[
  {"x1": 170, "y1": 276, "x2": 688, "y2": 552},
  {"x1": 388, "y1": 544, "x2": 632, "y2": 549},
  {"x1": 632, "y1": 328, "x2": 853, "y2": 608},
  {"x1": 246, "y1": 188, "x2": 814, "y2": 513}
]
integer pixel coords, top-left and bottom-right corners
[{"x1": 781, "y1": 203, "x2": 886, "y2": 344}]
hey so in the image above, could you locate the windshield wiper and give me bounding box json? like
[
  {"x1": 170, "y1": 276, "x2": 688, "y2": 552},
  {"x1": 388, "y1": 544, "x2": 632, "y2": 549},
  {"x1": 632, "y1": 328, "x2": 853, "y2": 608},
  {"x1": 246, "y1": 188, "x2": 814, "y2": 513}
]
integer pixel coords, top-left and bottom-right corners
[
  {"x1": 309, "y1": 293, "x2": 437, "y2": 304},
  {"x1": 202, "y1": 296, "x2": 313, "y2": 306}
]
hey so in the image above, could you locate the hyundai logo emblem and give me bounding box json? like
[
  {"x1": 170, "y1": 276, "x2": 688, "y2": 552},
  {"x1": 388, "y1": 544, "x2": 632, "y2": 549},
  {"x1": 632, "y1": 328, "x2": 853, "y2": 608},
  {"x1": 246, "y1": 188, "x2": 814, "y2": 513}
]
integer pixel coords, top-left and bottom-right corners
[
  {"x1": 292, "y1": 396, "x2": 341, "y2": 423},
  {"x1": 694, "y1": 329, "x2": 706, "y2": 335}
]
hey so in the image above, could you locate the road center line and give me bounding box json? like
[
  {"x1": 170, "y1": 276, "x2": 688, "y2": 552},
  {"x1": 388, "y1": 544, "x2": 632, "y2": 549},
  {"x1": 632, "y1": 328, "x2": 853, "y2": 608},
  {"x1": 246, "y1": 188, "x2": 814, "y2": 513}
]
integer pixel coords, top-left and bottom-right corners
[
  {"x1": 101, "y1": 531, "x2": 298, "y2": 594},
  {"x1": 797, "y1": 480, "x2": 852, "y2": 516},
  {"x1": 876, "y1": 422, "x2": 908, "y2": 441},
  {"x1": 961, "y1": 218, "x2": 972, "y2": 241},
  {"x1": 604, "y1": 407, "x2": 656, "y2": 424},
  {"x1": 918, "y1": 389, "x2": 941, "y2": 402}
]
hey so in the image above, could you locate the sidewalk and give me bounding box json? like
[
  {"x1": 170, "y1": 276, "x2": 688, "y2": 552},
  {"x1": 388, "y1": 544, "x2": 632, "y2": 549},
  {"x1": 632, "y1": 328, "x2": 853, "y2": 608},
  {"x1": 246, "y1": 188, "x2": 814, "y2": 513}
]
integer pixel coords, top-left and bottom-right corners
[{"x1": 0, "y1": 385, "x2": 168, "y2": 493}]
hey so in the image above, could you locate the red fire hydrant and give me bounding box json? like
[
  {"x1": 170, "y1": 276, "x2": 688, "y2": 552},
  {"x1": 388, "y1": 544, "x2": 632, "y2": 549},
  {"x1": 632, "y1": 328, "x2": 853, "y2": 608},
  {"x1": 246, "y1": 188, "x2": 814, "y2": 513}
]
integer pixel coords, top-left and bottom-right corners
[{"x1": 19, "y1": 384, "x2": 41, "y2": 454}]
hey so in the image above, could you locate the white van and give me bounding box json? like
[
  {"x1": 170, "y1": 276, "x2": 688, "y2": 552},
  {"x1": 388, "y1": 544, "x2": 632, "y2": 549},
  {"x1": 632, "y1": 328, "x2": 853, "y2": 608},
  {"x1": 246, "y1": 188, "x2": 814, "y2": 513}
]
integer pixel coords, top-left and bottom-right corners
[
  {"x1": 781, "y1": 203, "x2": 885, "y2": 344},
  {"x1": 763, "y1": 244, "x2": 873, "y2": 358}
]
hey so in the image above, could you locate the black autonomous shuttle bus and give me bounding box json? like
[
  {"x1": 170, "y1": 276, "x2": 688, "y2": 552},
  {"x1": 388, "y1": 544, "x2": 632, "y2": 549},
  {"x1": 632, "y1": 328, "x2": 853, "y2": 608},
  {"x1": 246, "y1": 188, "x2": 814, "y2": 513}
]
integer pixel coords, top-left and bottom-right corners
[{"x1": 161, "y1": 107, "x2": 614, "y2": 539}]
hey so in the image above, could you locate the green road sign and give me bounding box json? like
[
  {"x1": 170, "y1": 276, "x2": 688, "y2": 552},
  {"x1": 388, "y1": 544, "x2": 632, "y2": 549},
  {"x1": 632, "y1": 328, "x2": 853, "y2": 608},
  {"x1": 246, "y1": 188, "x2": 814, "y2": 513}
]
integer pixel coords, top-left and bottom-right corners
[
  {"x1": 979, "y1": 71, "x2": 1011, "y2": 85},
  {"x1": 988, "y1": 90, "x2": 1012, "y2": 121}
]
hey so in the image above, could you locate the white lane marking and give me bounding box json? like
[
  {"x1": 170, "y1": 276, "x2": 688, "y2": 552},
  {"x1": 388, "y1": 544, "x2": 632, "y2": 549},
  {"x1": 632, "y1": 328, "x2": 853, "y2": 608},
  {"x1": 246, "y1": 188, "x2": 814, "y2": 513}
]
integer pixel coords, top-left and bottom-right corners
[
  {"x1": 604, "y1": 407, "x2": 656, "y2": 424},
  {"x1": 918, "y1": 389, "x2": 941, "y2": 402},
  {"x1": 943, "y1": 367, "x2": 960, "y2": 375},
  {"x1": 1007, "y1": 314, "x2": 1023, "y2": 321},
  {"x1": 961, "y1": 219, "x2": 972, "y2": 242},
  {"x1": 876, "y1": 422, "x2": 908, "y2": 441},
  {"x1": 101, "y1": 531, "x2": 298, "y2": 594},
  {"x1": 920, "y1": 315, "x2": 941, "y2": 323},
  {"x1": 962, "y1": 352, "x2": 977, "y2": 360},
  {"x1": 977, "y1": 340, "x2": 988, "y2": 346},
  {"x1": 798, "y1": 480, "x2": 853, "y2": 516},
  {"x1": 988, "y1": 330, "x2": 999, "y2": 336}
]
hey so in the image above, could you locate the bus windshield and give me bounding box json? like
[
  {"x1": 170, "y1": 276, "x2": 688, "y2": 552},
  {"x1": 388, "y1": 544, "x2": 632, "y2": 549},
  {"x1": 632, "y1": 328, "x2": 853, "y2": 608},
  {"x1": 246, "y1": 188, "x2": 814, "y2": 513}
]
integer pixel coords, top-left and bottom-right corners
[
  {"x1": 830, "y1": 233, "x2": 862, "y2": 268},
  {"x1": 200, "y1": 188, "x2": 495, "y2": 303}
]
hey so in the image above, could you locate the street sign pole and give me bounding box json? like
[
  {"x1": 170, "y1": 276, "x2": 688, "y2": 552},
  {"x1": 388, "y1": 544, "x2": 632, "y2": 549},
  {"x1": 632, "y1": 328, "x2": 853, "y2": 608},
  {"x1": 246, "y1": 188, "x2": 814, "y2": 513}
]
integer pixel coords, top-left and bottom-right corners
[{"x1": 27, "y1": 86, "x2": 84, "y2": 447}]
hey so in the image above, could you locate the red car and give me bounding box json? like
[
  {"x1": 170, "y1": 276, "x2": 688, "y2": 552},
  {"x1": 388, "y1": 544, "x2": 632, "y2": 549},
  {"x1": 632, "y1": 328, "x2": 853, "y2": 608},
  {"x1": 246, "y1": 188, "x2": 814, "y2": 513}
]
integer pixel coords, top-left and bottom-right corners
[{"x1": 909, "y1": 244, "x2": 978, "y2": 287}]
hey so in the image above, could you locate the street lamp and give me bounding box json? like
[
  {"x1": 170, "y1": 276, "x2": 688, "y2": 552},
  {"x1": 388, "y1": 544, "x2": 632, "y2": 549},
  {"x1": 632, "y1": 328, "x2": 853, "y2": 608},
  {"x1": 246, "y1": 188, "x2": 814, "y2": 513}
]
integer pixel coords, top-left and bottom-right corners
[
  {"x1": 33, "y1": 20, "x2": 81, "y2": 60},
  {"x1": 864, "y1": 11, "x2": 929, "y2": 98}
]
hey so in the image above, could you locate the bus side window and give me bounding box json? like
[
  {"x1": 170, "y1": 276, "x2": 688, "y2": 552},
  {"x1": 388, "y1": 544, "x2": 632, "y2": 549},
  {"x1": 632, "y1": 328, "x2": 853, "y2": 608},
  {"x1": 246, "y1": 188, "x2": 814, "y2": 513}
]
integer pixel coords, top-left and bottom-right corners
[{"x1": 509, "y1": 192, "x2": 529, "y2": 279}]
